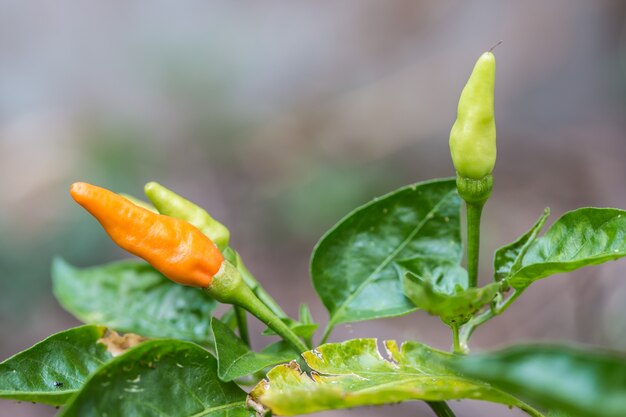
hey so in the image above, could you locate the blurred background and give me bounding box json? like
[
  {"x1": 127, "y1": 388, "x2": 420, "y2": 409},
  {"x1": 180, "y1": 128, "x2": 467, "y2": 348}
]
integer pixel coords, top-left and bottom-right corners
[{"x1": 1, "y1": 1, "x2": 626, "y2": 416}]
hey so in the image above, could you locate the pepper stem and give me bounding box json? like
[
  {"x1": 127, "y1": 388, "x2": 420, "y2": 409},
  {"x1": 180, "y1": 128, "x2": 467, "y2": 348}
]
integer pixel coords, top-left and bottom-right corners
[
  {"x1": 206, "y1": 261, "x2": 308, "y2": 354},
  {"x1": 465, "y1": 202, "x2": 484, "y2": 288},
  {"x1": 456, "y1": 174, "x2": 492, "y2": 288},
  {"x1": 236, "y1": 288, "x2": 308, "y2": 353},
  {"x1": 451, "y1": 324, "x2": 463, "y2": 355}
]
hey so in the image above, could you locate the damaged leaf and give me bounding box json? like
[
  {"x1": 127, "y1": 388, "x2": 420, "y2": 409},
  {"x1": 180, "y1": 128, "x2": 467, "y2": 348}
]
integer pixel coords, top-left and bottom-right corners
[
  {"x1": 97, "y1": 330, "x2": 147, "y2": 357},
  {"x1": 249, "y1": 338, "x2": 543, "y2": 416}
]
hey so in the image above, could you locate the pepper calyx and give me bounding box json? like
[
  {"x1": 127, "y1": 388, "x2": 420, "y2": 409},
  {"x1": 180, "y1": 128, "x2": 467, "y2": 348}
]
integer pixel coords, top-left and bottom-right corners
[{"x1": 456, "y1": 174, "x2": 493, "y2": 205}]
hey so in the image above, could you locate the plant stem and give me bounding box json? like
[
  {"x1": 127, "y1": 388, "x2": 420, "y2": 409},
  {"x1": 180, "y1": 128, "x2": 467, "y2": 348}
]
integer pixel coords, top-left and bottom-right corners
[
  {"x1": 466, "y1": 202, "x2": 484, "y2": 288},
  {"x1": 458, "y1": 288, "x2": 525, "y2": 351},
  {"x1": 234, "y1": 306, "x2": 250, "y2": 346},
  {"x1": 254, "y1": 285, "x2": 288, "y2": 318},
  {"x1": 427, "y1": 401, "x2": 457, "y2": 417},
  {"x1": 237, "y1": 287, "x2": 308, "y2": 354},
  {"x1": 451, "y1": 325, "x2": 463, "y2": 355}
]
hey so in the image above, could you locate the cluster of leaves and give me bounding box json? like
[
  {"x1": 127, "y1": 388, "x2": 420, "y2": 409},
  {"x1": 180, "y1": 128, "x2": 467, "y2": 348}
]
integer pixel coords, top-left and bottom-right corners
[{"x1": 1, "y1": 178, "x2": 626, "y2": 417}]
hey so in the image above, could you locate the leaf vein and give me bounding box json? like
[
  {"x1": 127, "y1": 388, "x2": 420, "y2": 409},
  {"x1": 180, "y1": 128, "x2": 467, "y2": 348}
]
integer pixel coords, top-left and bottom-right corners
[{"x1": 328, "y1": 189, "x2": 457, "y2": 326}]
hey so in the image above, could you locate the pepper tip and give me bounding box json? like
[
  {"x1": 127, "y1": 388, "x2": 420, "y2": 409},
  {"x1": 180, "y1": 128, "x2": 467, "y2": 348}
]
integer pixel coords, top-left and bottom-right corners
[
  {"x1": 69, "y1": 182, "x2": 89, "y2": 200},
  {"x1": 144, "y1": 181, "x2": 159, "y2": 194}
]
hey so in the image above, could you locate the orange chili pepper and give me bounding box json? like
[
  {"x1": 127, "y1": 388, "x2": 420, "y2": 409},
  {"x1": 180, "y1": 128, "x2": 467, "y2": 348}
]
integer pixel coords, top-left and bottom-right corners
[{"x1": 70, "y1": 182, "x2": 224, "y2": 287}]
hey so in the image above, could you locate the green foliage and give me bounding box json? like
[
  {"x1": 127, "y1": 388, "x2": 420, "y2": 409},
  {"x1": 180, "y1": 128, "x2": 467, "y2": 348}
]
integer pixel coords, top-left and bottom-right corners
[
  {"x1": 211, "y1": 318, "x2": 296, "y2": 382},
  {"x1": 31, "y1": 193, "x2": 626, "y2": 417},
  {"x1": 498, "y1": 208, "x2": 626, "y2": 289},
  {"x1": 453, "y1": 344, "x2": 626, "y2": 417},
  {"x1": 250, "y1": 339, "x2": 542, "y2": 416},
  {"x1": 52, "y1": 258, "x2": 217, "y2": 344},
  {"x1": 0, "y1": 325, "x2": 111, "y2": 406},
  {"x1": 403, "y1": 272, "x2": 499, "y2": 326},
  {"x1": 311, "y1": 178, "x2": 462, "y2": 332},
  {"x1": 58, "y1": 339, "x2": 253, "y2": 417},
  {"x1": 397, "y1": 257, "x2": 499, "y2": 325},
  {"x1": 7, "y1": 49, "x2": 626, "y2": 417}
]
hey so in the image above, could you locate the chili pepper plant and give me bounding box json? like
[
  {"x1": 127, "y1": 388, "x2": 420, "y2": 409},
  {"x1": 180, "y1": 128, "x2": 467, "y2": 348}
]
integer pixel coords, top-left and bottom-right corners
[{"x1": 2, "y1": 49, "x2": 626, "y2": 417}]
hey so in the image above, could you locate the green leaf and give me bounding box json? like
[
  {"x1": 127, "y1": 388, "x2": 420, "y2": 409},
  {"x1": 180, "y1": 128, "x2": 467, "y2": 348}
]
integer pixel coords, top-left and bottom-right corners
[
  {"x1": 0, "y1": 325, "x2": 111, "y2": 406},
  {"x1": 400, "y1": 262, "x2": 498, "y2": 325},
  {"x1": 452, "y1": 344, "x2": 626, "y2": 417},
  {"x1": 494, "y1": 208, "x2": 550, "y2": 281},
  {"x1": 59, "y1": 339, "x2": 253, "y2": 417},
  {"x1": 211, "y1": 318, "x2": 297, "y2": 382},
  {"x1": 397, "y1": 256, "x2": 468, "y2": 293},
  {"x1": 52, "y1": 258, "x2": 218, "y2": 344},
  {"x1": 504, "y1": 208, "x2": 626, "y2": 289},
  {"x1": 397, "y1": 257, "x2": 498, "y2": 325},
  {"x1": 250, "y1": 338, "x2": 543, "y2": 416},
  {"x1": 311, "y1": 178, "x2": 461, "y2": 330}
]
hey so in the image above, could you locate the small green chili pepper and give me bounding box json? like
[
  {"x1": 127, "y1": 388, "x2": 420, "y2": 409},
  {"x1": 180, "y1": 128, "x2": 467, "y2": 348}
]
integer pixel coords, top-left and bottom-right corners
[
  {"x1": 144, "y1": 182, "x2": 230, "y2": 250},
  {"x1": 449, "y1": 51, "x2": 496, "y2": 181}
]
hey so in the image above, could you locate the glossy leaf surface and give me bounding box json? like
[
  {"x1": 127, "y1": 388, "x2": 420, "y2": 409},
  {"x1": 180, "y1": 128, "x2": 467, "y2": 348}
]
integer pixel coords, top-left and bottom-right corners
[
  {"x1": 59, "y1": 339, "x2": 253, "y2": 417},
  {"x1": 453, "y1": 344, "x2": 626, "y2": 417},
  {"x1": 493, "y1": 208, "x2": 550, "y2": 281},
  {"x1": 52, "y1": 258, "x2": 217, "y2": 344},
  {"x1": 250, "y1": 338, "x2": 542, "y2": 416},
  {"x1": 211, "y1": 318, "x2": 296, "y2": 382},
  {"x1": 312, "y1": 179, "x2": 461, "y2": 329},
  {"x1": 504, "y1": 208, "x2": 626, "y2": 288},
  {"x1": 0, "y1": 325, "x2": 111, "y2": 405}
]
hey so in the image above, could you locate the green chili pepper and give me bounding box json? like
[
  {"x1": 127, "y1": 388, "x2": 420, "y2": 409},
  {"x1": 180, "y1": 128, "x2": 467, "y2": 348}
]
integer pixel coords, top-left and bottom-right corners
[
  {"x1": 144, "y1": 182, "x2": 230, "y2": 250},
  {"x1": 449, "y1": 51, "x2": 496, "y2": 182}
]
